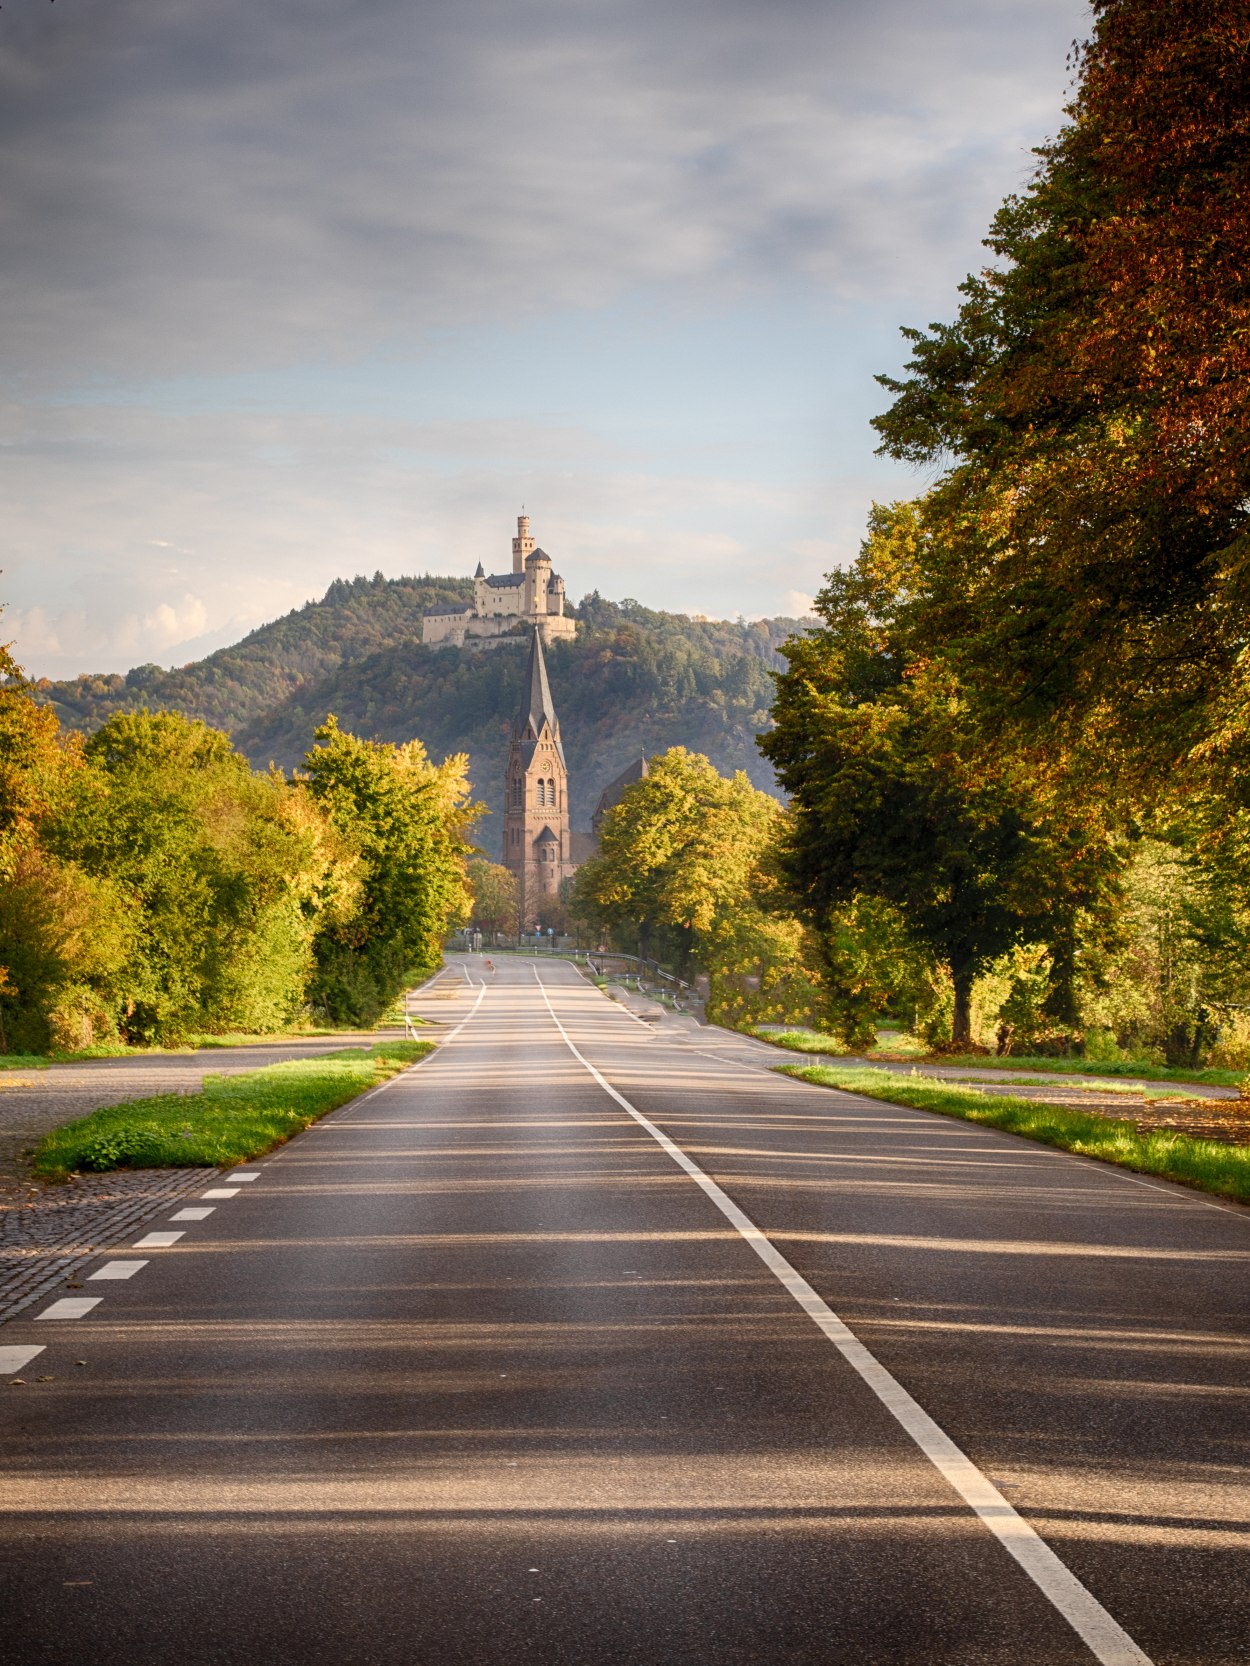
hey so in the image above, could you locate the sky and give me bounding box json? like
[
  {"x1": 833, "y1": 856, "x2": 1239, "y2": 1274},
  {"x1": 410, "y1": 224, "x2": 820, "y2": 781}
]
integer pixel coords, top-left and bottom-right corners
[{"x1": 1, "y1": 0, "x2": 1093, "y2": 681}]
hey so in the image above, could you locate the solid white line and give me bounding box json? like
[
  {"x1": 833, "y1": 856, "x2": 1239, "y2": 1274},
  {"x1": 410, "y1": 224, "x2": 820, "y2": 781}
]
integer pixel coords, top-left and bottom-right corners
[
  {"x1": 88, "y1": 1260, "x2": 149, "y2": 1281},
  {"x1": 35, "y1": 1298, "x2": 102, "y2": 1320},
  {"x1": 133, "y1": 1231, "x2": 184, "y2": 1248},
  {"x1": 354, "y1": 981, "x2": 488, "y2": 1106},
  {"x1": 533, "y1": 967, "x2": 1153, "y2": 1666},
  {"x1": 0, "y1": 1345, "x2": 45, "y2": 1373},
  {"x1": 170, "y1": 1207, "x2": 214, "y2": 1221},
  {"x1": 636, "y1": 1013, "x2": 1250, "y2": 1229}
]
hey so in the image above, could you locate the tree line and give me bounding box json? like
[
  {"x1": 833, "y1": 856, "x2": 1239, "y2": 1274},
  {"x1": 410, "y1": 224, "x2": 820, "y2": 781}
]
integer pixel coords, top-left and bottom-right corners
[
  {"x1": 0, "y1": 638, "x2": 475, "y2": 1053},
  {"x1": 577, "y1": 3, "x2": 1250, "y2": 1069}
]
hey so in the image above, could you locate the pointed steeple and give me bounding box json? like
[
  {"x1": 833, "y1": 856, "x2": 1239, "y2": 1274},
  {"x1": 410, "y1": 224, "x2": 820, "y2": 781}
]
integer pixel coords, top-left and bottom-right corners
[
  {"x1": 513, "y1": 629, "x2": 565, "y2": 765},
  {"x1": 474, "y1": 561, "x2": 485, "y2": 578}
]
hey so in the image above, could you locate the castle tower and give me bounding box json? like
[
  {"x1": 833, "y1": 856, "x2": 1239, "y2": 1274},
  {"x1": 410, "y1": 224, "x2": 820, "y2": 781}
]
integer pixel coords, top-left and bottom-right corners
[
  {"x1": 502, "y1": 628, "x2": 570, "y2": 929},
  {"x1": 512, "y1": 513, "x2": 536, "y2": 575}
]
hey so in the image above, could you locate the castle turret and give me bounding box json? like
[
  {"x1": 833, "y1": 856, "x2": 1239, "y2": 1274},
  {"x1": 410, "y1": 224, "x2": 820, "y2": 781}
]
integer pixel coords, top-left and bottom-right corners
[
  {"x1": 525, "y1": 547, "x2": 552, "y2": 617},
  {"x1": 512, "y1": 513, "x2": 535, "y2": 575}
]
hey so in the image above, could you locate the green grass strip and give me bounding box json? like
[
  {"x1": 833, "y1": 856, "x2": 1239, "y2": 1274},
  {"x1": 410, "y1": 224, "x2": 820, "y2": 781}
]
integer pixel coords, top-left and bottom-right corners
[
  {"x1": 33, "y1": 1039, "x2": 433, "y2": 1180},
  {"x1": 778, "y1": 1062, "x2": 1250, "y2": 1206},
  {"x1": 753, "y1": 1027, "x2": 1246, "y2": 1088}
]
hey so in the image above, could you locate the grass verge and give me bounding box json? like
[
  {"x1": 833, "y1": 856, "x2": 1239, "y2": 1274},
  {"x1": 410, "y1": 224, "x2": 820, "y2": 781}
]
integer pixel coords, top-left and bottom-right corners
[
  {"x1": 33, "y1": 1039, "x2": 433, "y2": 1180},
  {"x1": 779, "y1": 1063, "x2": 1250, "y2": 1206},
  {"x1": 752, "y1": 1027, "x2": 1244, "y2": 1088}
]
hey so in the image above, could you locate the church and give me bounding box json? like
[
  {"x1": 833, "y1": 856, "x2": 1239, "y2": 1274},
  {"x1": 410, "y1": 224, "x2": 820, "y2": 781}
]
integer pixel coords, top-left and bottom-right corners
[
  {"x1": 422, "y1": 514, "x2": 578, "y2": 648},
  {"x1": 501, "y1": 628, "x2": 589, "y2": 927}
]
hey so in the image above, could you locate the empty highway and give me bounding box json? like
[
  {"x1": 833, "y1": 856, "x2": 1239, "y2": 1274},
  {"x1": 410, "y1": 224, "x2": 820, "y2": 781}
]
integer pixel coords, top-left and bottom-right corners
[{"x1": 2, "y1": 956, "x2": 1248, "y2": 1665}]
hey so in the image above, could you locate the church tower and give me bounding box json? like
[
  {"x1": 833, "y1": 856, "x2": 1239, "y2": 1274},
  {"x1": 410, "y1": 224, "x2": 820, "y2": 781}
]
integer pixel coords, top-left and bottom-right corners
[{"x1": 502, "y1": 629, "x2": 572, "y2": 929}]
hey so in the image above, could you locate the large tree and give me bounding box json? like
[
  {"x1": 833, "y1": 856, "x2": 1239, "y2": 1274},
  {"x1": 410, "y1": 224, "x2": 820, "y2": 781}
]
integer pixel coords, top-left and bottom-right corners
[
  {"x1": 303, "y1": 718, "x2": 476, "y2": 1024},
  {"x1": 761, "y1": 507, "x2": 1124, "y2": 1046},
  {"x1": 872, "y1": 0, "x2": 1250, "y2": 797},
  {"x1": 573, "y1": 747, "x2": 827, "y2": 1026}
]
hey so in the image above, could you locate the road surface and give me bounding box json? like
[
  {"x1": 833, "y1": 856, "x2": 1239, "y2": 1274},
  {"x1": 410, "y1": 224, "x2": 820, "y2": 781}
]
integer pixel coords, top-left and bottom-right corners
[{"x1": 2, "y1": 956, "x2": 1247, "y2": 1664}]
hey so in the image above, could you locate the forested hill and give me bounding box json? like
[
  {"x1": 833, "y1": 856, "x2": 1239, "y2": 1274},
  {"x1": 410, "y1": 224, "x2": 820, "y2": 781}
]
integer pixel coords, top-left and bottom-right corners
[
  {"x1": 37, "y1": 573, "x2": 474, "y2": 738},
  {"x1": 34, "y1": 582, "x2": 806, "y2": 858}
]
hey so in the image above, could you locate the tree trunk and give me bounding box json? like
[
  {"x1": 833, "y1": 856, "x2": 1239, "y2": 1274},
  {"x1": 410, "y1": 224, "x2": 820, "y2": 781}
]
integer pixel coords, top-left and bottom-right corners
[{"x1": 952, "y1": 966, "x2": 974, "y2": 1048}]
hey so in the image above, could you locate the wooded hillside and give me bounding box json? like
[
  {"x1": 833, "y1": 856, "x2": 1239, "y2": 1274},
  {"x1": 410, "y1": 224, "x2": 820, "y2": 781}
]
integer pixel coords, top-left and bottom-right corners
[{"x1": 33, "y1": 582, "x2": 805, "y2": 857}]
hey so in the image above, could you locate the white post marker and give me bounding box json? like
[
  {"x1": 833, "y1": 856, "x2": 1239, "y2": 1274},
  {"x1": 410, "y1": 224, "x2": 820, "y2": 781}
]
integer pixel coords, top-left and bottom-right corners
[
  {"x1": 0, "y1": 1345, "x2": 46, "y2": 1373},
  {"x1": 133, "y1": 1232, "x2": 184, "y2": 1249},
  {"x1": 533, "y1": 966, "x2": 1154, "y2": 1666},
  {"x1": 35, "y1": 1298, "x2": 102, "y2": 1320},
  {"x1": 88, "y1": 1261, "x2": 149, "y2": 1281}
]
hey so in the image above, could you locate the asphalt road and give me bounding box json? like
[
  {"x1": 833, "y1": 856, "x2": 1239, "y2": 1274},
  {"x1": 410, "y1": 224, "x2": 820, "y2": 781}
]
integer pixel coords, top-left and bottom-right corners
[{"x1": 2, "y1": 956, "x2": 1247, "y2": 1665}]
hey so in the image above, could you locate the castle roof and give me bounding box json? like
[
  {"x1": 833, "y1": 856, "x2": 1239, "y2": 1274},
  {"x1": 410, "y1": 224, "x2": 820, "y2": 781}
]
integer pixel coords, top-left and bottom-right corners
[
  {"x1": 474, "y1": 561, "x2": 485, "y2": 578},
  {"x1": 513, "y1": 628, "x2": 566, "y2": 769},
  {"x1": 486, "y1": 571, "x2": 526, "y2": 589}
]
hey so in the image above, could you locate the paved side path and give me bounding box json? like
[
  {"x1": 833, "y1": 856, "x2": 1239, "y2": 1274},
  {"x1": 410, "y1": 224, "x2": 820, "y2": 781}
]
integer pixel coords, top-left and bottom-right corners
[{"x1": 0, "y1": 1035, "x2": 381, "y2": 1176}]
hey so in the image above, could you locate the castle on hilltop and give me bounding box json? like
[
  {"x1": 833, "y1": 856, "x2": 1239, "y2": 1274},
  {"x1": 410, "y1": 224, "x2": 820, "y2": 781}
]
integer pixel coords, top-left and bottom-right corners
[{"x1": 422, "y1": 514, "x2": 578, "y2": 649}]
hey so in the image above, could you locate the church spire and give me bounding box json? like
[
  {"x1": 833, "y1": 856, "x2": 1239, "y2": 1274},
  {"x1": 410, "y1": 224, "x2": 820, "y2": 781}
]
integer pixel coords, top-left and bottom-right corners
[{"x1": 514, "y1": 627, "x2": 560, "y2": 747}]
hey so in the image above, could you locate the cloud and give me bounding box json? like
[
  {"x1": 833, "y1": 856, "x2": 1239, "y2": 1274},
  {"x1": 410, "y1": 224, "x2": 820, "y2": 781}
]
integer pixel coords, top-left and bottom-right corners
[
  {"x1": 1, "y1": 0, "x2": 1094, "y2": 678},
  {"x1": 0, "y1": 0, "x2": 1090, "y2": 384}
]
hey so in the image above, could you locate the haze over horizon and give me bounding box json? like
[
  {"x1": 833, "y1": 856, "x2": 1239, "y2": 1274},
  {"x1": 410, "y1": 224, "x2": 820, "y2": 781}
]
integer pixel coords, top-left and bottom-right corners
[{"x1": 3, "y1": 0, "x2": 1092, "y2": 681}]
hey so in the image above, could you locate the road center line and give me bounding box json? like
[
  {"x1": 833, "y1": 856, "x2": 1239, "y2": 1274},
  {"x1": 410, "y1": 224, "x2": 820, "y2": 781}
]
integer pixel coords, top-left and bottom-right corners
[{"x1": 532, "y1": 964, "x2": 1153, "y2": 1666}]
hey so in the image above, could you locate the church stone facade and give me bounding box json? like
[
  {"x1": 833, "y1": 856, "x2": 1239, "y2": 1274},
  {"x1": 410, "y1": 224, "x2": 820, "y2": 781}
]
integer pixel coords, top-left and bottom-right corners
[
  {"x1": 422, "y1": 514, "x2": 578, "y2": 649},
  {"x1": 502, "y1": 629, "x2": 581, "y2": 928}
]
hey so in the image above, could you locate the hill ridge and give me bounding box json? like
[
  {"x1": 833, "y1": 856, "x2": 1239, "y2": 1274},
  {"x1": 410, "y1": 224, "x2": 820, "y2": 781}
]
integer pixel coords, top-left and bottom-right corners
[{"x1": 33, "y1": 578, "x2": 807, "y2": 858}]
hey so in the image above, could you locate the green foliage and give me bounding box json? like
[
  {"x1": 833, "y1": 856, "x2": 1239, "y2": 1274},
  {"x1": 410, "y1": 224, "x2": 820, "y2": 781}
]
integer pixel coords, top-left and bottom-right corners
[
  {"x1": 782, "y1": 1063, "x2": 1250, "y2": 1206},
  {"x1": 467, "y1": 858, "x2": 518, "y2": 935},
  {"x1": 34, "y1": 586, "x2": 804, "y2": 858},
  {"x1": 35, "y1": 574, "x2": 474, "y2": 739},
  {"x1": 574, "y1": 747, "x2": 827, "y2": 1027},
  {"x1": 33, "y1": 1039, "x2": 431, "y2": 1178},
  {"x1": 761, "y1": 506, "x2": 1125, "y2": 1044},
  {"x1": 35, "y1": 709, "x2": 338, "y2": 1045},
  {"x1": 304, "y1": 718, "x2": 476, "y2": 1024},
  {"x1": 870, "y1": 2, "x2": 1250, "y2": 802}
]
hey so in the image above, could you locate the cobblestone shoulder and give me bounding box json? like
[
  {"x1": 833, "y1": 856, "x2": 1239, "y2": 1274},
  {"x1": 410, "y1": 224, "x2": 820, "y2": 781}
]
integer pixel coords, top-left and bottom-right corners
[{"x1": 0, "y1": 1167, "x2": 218, "y2": 1325}]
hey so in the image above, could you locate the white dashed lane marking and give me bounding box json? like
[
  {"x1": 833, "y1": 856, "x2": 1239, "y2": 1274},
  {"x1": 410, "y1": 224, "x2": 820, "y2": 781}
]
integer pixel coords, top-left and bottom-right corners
[
  {"x1": 88, "y1": 1261, "x2": 149, "y2": 1281},
  {"x1": 133, "y1": 1232, "x2": 184, "y2": 1249},
  {"x1": 201, "y1": 1188, "x2": 239, "y2": 1199},
  {"x1": 170, "y1": 1207, "x2": 214, "y2": 1221},
  {"x1": 35, "y1": 1298, "x2": 102, "y2": 1320},
  {"x1": 229, "y1": 1172, "x2": 260, "y2": 1181},
  {"x1": 0, "y1": 1345, "x2": 46, "y2": 1373}
]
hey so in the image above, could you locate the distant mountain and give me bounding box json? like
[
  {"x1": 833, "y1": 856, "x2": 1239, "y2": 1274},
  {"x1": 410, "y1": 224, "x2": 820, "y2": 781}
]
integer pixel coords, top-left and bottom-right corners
[{"x1": 34, "y1": 579, "x2": 807, "y2": 859}]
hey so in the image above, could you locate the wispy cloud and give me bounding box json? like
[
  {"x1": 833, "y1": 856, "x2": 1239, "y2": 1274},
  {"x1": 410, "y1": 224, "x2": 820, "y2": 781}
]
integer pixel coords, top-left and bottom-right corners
[{"x1": 1, "y1": 0, "x2": 1092, "y2": 676}]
